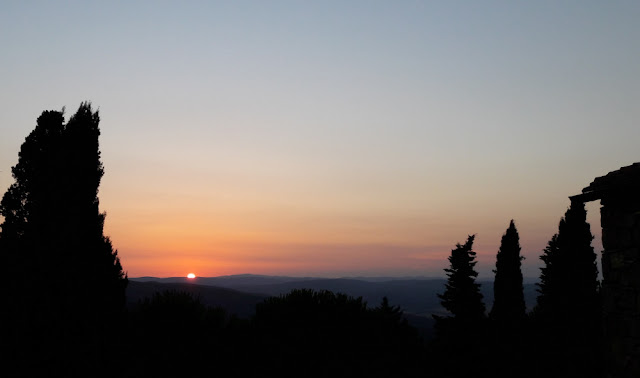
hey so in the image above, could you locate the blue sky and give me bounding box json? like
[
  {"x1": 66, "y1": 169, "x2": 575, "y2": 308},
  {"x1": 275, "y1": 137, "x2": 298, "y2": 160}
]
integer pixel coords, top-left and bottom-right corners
[{"x1": 1, "y1": 1, "x2": 639, "y2": 277}]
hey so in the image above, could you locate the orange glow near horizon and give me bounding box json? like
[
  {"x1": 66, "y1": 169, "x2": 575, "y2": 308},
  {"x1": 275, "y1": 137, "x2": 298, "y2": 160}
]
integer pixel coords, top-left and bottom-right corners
[
  {"x1": 1, "y1": 0, "x2": 629, "y2": 286},
  {"x1": 115, "y1": 239, "x2": 521, "y2": 278},
  {"x1": 101, "y1": 179, "x2": 604, "y2": 279}
]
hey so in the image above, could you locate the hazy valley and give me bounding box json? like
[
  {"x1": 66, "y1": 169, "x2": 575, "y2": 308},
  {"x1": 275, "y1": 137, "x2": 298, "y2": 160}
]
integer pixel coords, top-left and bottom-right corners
[{"x1": 128, "y1": 274, "x2": 540, "y2": 339}]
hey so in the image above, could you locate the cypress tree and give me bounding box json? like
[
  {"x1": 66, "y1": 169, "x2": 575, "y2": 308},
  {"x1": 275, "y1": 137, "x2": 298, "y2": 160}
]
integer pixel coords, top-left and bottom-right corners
[
  {"x1": 0, "y1": 103, "x2": 127, "y2": 374},
  {"x1": 534, "y1": 201, "x2": 599, "y2": 320},
  {"x1": 490, "y1": 220, "x2": 526, "y2": 321},
  {"x1": 534, "y1": 234, "x2": 560, "y2": 318},
  {"x1": 532, "y1": 201, "x2": 602, "y2": 377},
  {"x1": 437, "y1": 235, "x2": 486, "y2": 322},
  {"x1": 60, "y1": 103, "x2": 127, "y2": 313},
  {"x1": 0, "y1": 103, "x2": 127, "y2": 311},
  {"x1": 1, "y1": 110, "x2": 68, "y2": 325},
  {"x1": 432, "y1": 235, "x2": 488, "y2": 377}
]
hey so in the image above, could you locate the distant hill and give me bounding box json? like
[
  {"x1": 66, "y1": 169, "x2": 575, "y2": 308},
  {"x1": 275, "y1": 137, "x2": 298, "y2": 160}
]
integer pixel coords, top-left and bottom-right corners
[
  {"x1": 133, "y1": 274, "x2": 324, "y2": 287},
  {"x1": 126, "y1": 280, "x2": 266, "y2": 318},
  {"x1": 130, "y1": 274, "x2": 539, "y2": 318},
  {"x1": 129, "y1": 275, "x2": 539, "y2": 342}
]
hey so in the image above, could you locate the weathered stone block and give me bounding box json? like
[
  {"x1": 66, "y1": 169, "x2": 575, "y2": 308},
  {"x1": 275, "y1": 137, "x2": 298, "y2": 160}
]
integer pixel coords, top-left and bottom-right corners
[
  {"x1": 629, "y1": 359, "x2": 640, "y2": 378},
  {"x1": 632, "y1": 227, "x2": 640, "y2": 245},
  {"x1": 611, "y1": 252, "x2": 629, "y2": 270},
  {"x1": 603, "y1": 271, "x2": 626, "y2": 291},
  {"x1": 607, "y1": 249, "x2": 638, "y2": 274},
  {"x1": 602, "y1": 229, "x2": 613, "y2": 248},
  {"x1": 602, "y1": 254, "x2": 612, "y2": 276},
  {"x1": 627, "y1": 263, "x2": 640, "y2": 287},
  {"x1": 622, "y1": 214, "x2": 635, "y2": 228},
  {"x1": 608, "y1": 337, "x2": 635, "y2": 371},
  {"x1": 603, "y1": 284, "x2": 618, "y2": 308},
  {"x1": 607, "y1": 314, "x2": 633, "y2": 337},
  {"x1": 573, "y1": 163, "x2": 640, "y2": 378},
  {"x1": 618, "y1": 227, "x2": 632, "y2": 246},
  {"x1": 614, "y1": 288, "x2": 636, "y2": 311},
  {"x1": 631, "y1": 317, "x2": 640, "y2": 337}
]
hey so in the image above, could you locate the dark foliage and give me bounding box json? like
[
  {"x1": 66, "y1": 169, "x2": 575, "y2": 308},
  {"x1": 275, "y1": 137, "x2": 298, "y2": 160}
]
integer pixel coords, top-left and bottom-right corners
[
  {"x1": 431, "y1": 235, "x2": 489, "y2": 377},
  {"x1": 117, "y1": 288, "x2": 425, "y2": 377},
  {"x1": 536, "y1": 233, "x2": 560, "y2": 315},
  {"x1": 126, "y1": 290, "x2": 233, "y2": 377},
  {"x1": 252, "y1": 289, "x2": 423, "y2": 377},
  {"x1": 436, "y1": 235, "x2": 485, "y2": 323},
  {"x1": 481, "y1": 221, "x2": 529, "y2": 378},
  {"x1": 535, "y1": 202, "x2": 600, "y2": 319},
  {"x1": 532, "y1": 201, "x2": 603, "y2": 377},
  {"x1": 0, "y1": 103, "x2": 127, "y2": 376},
  {"x1": 489, "y1": 220, "x2": 525, "y2": 322}
]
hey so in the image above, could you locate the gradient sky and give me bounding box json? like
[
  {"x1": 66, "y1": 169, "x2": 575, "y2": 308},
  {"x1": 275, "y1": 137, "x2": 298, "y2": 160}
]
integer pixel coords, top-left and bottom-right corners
[{"x1": 1, "y1": 1, "x2": 639, "y2": 278}]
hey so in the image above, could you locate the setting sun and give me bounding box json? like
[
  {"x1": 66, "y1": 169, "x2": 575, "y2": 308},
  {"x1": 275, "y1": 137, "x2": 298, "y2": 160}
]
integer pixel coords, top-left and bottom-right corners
[{"x1": 187, "y1": 273, "x2": 196, "y2": 279}]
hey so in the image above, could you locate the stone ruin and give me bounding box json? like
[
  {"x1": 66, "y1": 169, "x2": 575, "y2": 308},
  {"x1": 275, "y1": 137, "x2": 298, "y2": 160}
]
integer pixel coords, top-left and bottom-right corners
[{"x1": 570, "y1": 162, "x2": 640, "y2": 378}]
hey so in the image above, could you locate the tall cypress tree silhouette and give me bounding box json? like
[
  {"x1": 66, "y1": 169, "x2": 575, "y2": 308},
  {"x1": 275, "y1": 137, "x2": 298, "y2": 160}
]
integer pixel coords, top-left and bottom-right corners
[
  {"x1": 437, "y1": 235, "x2": 485, "y2": 322},
  {"x1": 0, "y1": 103, "x2": 127, "y2": 375},
  {"x1": 432, "y1": 235, "x2": 488, "y2": 378},
  {"x1": 535, "y1": 234, "x2": 560, "y2": 318},
  {"x1": 61, "y1": 103, "x2": 127, "y2": 313},
  {"x1": 533, "y1": 201, "x2": 602, "y2": 378},
  {"x1": 535, "y1": 202, "x2": 599, "y2": 320},
  {"x1": 490, "y1": 220, "x2": 525, "y2": 322}
]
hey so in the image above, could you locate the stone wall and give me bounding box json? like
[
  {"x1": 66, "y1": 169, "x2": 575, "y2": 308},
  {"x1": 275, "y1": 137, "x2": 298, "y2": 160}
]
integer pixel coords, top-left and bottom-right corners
[{"x1": 599, "y1": 195, "x2": 640, "y2": 377}]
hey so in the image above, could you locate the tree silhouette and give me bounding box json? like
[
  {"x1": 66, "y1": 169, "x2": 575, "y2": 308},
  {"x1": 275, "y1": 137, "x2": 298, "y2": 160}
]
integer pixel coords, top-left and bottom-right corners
[
  {"x1": 253, "y1": 289, "x2": 421, "y2": 377},
  {"x1": 437, "y1": 235, "x2": 485, "y2": 323},
  {"x1": 534, "y1": 202, "x2": 599, "y2": 320},
  {"x1": 128, "y1": 290, "x2": 229, "y2": 377},
  {"x1": 374, "y1": 296, "x2": 403, "y2": 324},
  {"x1": 532, "y1": 201, "x2": 602, "y2": 378},
  {"x1": 432, "y1": 235, "x2": 489, "y2": 378},
  {"x1": 59, "y1": 104, "x2": 127, "y2": 313},
  {"x1": 489, "y1": 220, "x2": 525, "y2": 322},
  {"x1": 535, "y1": 234, "x2": 560, "y2": 317},
  {"x1": 0, "y1": 103, "x2": 127, "y2": 375}
]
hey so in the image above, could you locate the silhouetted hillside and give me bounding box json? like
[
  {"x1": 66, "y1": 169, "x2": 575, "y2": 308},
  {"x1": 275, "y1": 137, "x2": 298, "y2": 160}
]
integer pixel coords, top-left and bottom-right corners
[
  {"x1": 126, "y1": 281, "x2": 266, "y2": 318},
  {"x1": 129, "y1": 275, "x2": 539, "y2": 327}
]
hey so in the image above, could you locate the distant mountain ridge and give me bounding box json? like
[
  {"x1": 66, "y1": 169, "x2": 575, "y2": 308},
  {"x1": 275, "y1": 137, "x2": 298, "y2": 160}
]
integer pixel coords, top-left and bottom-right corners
[
  {"x1": 128, "y1": 274, "x2": 539, "y2": 342},
  {"x1": 130, "y1": 274, "x2": 539, "y2": 316}
]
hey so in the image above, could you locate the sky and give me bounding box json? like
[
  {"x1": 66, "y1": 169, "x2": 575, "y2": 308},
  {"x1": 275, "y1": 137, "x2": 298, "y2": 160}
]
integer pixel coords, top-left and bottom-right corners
[{"x1": 1, "y1": 1, "x2": 639, "y2": 278}]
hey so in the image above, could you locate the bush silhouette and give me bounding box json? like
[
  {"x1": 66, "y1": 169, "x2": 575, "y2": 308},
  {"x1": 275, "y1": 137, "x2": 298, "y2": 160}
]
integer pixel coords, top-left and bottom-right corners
[
  {"x1": 253, "y1": 289, "x2": 422, "y2": 377},
  {"x1": 128, "y1": 290, "x2": 229, "y2": 377}
]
